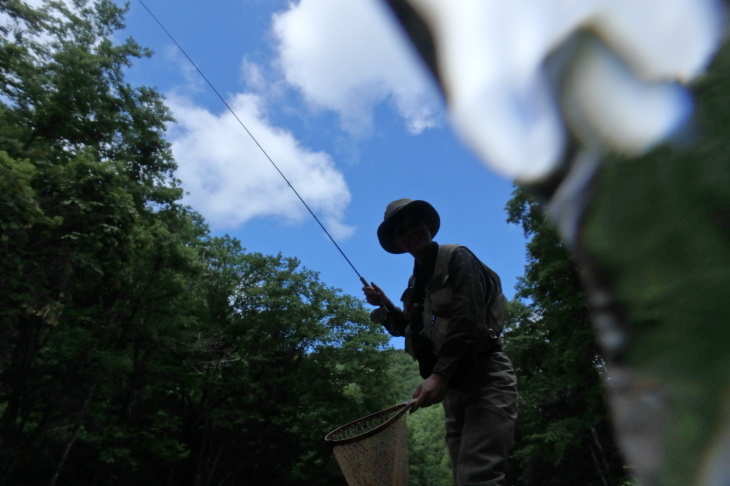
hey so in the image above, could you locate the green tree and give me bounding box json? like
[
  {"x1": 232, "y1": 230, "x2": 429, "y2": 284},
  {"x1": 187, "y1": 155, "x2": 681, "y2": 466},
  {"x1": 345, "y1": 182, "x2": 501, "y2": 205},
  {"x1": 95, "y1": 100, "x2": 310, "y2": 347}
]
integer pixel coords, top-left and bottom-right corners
[
  {"x1": 0, "y1": 2, "x2": 406, "y2": 485},
  {"x1": 155, "y1": 237, "x2": 393, "y2": 485},
  {"x1": 385, "y1": 349, "x2": 451, "y2": 486},
  {"x1": 0, "y1": 2, "x2": 187, "y2": 482},
  {"x1": 503, "y1": 186, "x2": 629, "y2": 486}
]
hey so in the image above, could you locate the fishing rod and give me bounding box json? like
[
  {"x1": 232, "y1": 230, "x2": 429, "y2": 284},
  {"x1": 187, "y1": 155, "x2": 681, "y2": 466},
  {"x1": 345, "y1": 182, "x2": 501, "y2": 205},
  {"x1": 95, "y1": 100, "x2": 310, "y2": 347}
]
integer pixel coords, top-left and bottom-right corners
[{"x1": 137, "y1": 0, "x2": 373, "y2": 290}]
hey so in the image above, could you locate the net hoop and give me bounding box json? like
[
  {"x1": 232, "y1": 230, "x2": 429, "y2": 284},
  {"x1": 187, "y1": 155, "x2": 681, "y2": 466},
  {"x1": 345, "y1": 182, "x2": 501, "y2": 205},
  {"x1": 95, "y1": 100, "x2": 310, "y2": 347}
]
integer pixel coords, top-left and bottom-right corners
[{"x1": 324, "y1": 400, "x2": 415, "y2": 448}]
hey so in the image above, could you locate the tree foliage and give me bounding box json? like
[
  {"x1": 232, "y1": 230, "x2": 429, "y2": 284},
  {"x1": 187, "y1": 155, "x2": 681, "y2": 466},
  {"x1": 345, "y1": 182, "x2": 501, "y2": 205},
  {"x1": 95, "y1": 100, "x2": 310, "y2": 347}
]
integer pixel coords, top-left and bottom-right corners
[
  {"x1": 0, "y1": 2, "x2": 396, "y2": 484},
  {"x1": 503, "y1": 186, "x2": 630, "y2": 486},
  {"x1": 385, "y1": 349, "x2": 451, "y2": 486}
]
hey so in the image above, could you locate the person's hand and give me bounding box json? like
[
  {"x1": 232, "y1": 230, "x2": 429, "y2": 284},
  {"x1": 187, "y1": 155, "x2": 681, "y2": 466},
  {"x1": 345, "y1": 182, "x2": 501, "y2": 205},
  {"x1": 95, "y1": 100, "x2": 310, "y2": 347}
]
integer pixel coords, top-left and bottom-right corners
[
  {"x1": 411, "y1": 374, "x2": 448, "y2": 412},
  {"x1": 362, "y1": 282, "x2": 388, "y2": 307}
]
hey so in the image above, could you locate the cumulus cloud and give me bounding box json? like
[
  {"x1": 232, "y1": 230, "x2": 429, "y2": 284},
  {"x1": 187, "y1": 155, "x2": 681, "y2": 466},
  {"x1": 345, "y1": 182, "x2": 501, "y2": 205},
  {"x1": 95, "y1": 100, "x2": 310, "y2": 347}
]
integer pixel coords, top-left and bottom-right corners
[
  {"x1": 272, "y1": 0, "x2": 441, "y2": 135},
  {"x1": 167, "y1": 92, "x2": 355, "y2": 239},
  {"x1": 241, "y1": 60, "x2": 267, "y2": 92},
  {"x1": 388, "y1": 0, "x2": 723, "y2": 181}
]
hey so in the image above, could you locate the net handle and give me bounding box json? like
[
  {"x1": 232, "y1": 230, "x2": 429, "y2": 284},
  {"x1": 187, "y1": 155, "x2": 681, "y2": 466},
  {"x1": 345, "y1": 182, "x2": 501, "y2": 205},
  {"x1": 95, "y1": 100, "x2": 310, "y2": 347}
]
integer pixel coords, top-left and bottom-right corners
[{"x1": 324, "y1": 400, "x2": 416, "y2": 448}]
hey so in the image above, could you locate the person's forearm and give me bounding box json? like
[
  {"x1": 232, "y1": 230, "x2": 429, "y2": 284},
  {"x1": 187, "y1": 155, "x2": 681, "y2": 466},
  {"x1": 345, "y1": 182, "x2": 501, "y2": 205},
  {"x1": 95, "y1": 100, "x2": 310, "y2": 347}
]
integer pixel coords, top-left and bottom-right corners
[
  {"x1": 432, "y1": 354, "x2": 464, "y2": 383},
  {"x1": 383, "y1": 305, "x2": 408, "y2": 336},
  {"x1": 381, "y1": 298, "x2": 400, "y2": 314}
]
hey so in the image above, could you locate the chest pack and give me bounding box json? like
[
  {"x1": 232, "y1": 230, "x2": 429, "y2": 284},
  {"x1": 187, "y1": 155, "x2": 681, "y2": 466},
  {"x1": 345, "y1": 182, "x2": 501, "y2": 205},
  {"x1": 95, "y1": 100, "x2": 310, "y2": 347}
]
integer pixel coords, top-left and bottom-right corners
[{"x1": 403, "y1": 244, "x2": 506, "y2": 357}]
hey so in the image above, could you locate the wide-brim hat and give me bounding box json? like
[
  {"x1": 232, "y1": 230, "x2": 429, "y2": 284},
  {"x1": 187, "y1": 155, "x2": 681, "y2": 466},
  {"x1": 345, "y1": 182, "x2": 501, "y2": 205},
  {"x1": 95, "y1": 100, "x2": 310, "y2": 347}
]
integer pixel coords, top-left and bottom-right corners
[{"x1": 377, "y1": 199, "x2": 440, "y2": 254}]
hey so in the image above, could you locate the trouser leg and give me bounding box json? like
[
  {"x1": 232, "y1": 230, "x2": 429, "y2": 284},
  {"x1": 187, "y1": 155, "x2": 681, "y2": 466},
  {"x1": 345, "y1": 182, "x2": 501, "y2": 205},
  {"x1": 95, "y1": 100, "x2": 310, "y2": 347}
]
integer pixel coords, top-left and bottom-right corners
[
  {"x1": 444, "y1": 388, "x2": 516, "y2": 486},
  {"x1": 444, "y1": 399, "x2": 464, "y2": 486}
]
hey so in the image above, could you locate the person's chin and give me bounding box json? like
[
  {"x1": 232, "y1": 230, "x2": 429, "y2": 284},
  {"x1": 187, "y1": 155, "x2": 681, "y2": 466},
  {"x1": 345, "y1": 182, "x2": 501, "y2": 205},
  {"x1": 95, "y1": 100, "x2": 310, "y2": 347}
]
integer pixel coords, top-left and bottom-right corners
[{"x1": 405, "y1": 239, "x2": 428, "y2": 253}]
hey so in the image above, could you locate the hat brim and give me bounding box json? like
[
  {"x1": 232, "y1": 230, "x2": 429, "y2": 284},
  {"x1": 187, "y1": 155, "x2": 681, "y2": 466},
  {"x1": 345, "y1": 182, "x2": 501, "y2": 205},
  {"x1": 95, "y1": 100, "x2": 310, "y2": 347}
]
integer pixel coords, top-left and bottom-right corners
[{"x1": 377, "y1": 200, "x2": 440, "y2": 254}]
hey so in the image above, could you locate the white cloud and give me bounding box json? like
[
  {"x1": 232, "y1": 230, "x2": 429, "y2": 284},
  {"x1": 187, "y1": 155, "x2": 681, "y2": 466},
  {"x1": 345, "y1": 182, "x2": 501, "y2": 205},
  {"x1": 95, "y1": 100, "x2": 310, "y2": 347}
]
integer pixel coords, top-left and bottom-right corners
[
  {"x1": 241, "y1": 60, "x2": 266, "y2": 92},
  {"x1": 167, "y1": 92, "x2": 355, "y2": 239},
  {"x1": 272, "y1": 0, "x2": 441, "y2": 135},
  {"x1": 402, "y1": 0, "x2": 723, "y2": 181}
]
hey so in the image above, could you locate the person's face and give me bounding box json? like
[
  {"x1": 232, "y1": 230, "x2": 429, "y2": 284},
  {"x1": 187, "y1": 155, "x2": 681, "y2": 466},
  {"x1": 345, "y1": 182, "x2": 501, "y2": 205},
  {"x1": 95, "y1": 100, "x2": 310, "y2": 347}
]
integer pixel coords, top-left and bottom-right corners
[{"x1": 392, "y1": 214, "x2": 432, "y2": 255}]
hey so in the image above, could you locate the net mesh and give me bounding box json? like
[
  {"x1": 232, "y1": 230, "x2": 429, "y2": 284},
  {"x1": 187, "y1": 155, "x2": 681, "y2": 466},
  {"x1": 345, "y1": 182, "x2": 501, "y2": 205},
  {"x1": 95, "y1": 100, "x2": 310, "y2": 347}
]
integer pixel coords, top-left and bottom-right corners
[{"x1": 325, "y1": 402, "x2": 411, "y2": 486}]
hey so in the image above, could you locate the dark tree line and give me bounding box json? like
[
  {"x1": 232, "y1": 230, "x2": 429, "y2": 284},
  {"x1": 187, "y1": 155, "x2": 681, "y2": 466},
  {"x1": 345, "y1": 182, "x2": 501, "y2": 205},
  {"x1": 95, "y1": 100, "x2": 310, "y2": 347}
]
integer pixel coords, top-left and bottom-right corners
[{"x1": 0, "y1": 1, "x2": 394, "y2": 484}]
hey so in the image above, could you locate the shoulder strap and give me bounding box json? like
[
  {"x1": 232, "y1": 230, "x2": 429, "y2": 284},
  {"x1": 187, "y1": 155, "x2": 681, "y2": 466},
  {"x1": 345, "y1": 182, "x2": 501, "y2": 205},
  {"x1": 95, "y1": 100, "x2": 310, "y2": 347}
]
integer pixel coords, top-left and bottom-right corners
[
  {"x1": 433, "y1": 244, "x2": 459, "y2": 276},
  {"x1": 457, "y1": 246, "x2": 507, "y2": 340}
]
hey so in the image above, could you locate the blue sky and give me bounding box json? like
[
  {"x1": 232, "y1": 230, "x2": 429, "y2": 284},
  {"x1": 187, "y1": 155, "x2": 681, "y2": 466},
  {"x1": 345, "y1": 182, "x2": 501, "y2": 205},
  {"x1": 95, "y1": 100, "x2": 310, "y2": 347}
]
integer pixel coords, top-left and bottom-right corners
[{"x1": 117, "y1": 0, "x2": 531, "y2": 336}]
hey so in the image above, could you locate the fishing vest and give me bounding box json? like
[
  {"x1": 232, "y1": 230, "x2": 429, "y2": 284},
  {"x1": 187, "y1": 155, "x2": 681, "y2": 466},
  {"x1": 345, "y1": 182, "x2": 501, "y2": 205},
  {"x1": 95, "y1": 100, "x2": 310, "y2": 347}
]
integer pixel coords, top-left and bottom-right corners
[{"x1": 402, "y1": 244, "x2": 506, "y2": 357}]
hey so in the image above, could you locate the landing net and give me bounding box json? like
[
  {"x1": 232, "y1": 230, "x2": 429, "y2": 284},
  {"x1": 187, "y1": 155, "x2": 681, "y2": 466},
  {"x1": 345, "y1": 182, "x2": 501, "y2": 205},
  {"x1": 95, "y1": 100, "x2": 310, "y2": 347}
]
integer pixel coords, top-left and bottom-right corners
[{"x1": 324, "y1": 401, "x2": 414, "y2": 486}]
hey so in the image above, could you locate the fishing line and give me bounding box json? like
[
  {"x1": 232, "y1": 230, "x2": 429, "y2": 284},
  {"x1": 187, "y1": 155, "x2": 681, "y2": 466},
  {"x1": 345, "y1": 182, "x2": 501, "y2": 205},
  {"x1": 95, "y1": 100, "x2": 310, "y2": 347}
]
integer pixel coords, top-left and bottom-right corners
[{"x1": 137, "y1": 0, "x2": 371, "y2": 287}]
